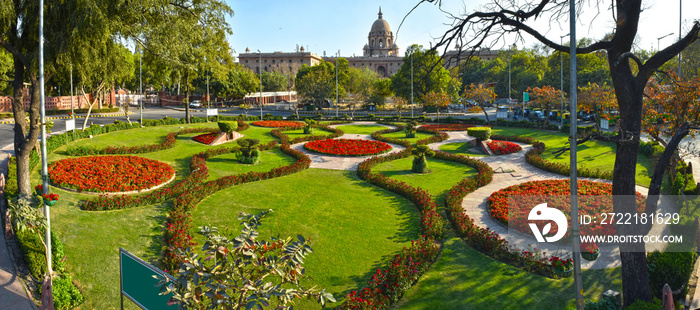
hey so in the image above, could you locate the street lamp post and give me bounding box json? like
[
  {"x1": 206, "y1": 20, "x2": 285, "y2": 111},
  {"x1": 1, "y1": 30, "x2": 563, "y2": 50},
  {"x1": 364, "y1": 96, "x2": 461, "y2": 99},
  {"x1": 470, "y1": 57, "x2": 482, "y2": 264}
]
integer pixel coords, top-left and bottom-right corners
[
  {"x1": 257, "y1": 50, "x2": 263, "y2": 120},
  {"x1": 679, "y1": 0, "x2": 683, "y2": 78},
  {"x1": 560, "y1": 33, "x2": 569, "y2": 121},
  {"x1": 336, "y1": 50, "x2": 339, "y2": 118},
  {"x1": 39, "y1": 0, "x2": 53, "y2": 277},
  {"x1": 657, "y1": 32, "x2": 674, "y2": 51},
  {"x1": 139, "y1": 46, "x2": 143, "y2": 125},
  {"x1": 410, "y1": 51, "x2": 414, "y2": 118},
  {"x1": 508, "y1": 44, "x2": 515, "y2": 100}
]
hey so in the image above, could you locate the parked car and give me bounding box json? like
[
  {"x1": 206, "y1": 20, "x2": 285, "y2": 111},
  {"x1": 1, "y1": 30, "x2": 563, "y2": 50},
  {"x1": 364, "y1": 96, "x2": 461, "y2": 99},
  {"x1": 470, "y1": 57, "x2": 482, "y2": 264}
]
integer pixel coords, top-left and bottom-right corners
[
  {"x1": 579, "y1": 112, "x2": 595, "y2": 121},
  {"x1": 528, "y1": 110, "x2": 546, "y2": 123},
  {"x1": 189, "y1": 100, "x2": 202, "y2": 108}
]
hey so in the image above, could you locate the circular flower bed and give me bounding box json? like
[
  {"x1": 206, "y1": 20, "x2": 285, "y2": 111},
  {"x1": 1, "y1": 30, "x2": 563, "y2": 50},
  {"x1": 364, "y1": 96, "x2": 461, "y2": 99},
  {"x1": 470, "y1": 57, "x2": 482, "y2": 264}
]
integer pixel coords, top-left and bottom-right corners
[
  {"x1": 192, "y1": 132, "x2": 220, "y2": 145},
  {"x1": 487, "y1": 180, "x2": 645, "y2": 239},
  {"x1": 48, "y1": 155, "x2": 175, "y2": 193},
  {"x1": 420, "y1": 124, "x2": 478, "y2": 131},
  {"x1": 252, "y1": 120, "x2": 304, "y2": 128},
  {"x1": 304, "y1": 138, "x2": 392, "y2": 156},
  {"x1": 488, "y1": 140, "x2": 522, "y2": 155}
]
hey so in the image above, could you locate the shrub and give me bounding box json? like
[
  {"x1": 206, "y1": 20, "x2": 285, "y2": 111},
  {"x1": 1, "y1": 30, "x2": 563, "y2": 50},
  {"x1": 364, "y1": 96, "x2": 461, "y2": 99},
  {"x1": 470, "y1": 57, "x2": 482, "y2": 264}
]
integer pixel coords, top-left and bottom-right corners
[
  {"x1": 646, "y1": 250, "x2": 697, "y2": 300},
  {"x1": 217, "y1": 120, "x2": 238, "y2": 133},
  {"x1": 15, "y1": 228, "x2": 66, "y2": 280},
  {"x1": 467, "y1": 127, "x2": 491, "y2": 140},
  {"x1": 583, "y1": 296, "x2": 619, "y2": 310},
  {"x1": 5, "y1": 157, "x2": 18, "y2": 198},
  {"x1": 670, "y1": 162, "x2": 697, "y2": 195},
  {"x1": 639, "y1": 141, "x2": 664, "y2": 158},
  {"x1": 44, "y1": 275, "x2": 84, "y2": 310},
  {"x1": 411, "y1": 145, "x2": 434, "y2": 173},
  {"x1": 624, "y1": 299, "x2": 663, "y2": 310}
]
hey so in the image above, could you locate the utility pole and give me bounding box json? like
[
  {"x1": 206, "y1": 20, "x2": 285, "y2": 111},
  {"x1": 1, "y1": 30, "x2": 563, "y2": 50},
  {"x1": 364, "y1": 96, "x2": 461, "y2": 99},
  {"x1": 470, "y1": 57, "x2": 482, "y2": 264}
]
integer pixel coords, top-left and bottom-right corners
[
  {"x1": 410, "y1": 51, "x2": 414, "y2": 118},
  {"x1": 560, "y1": 33, "x2": 569, "y2": 121},
  {"x1": 679, "y1": 0, "x2": 683, "y2": 78},
  {"x1": 139, "y1": 46, "x2": 143, "y2": 125},
  {"x1": 39, "y1": 0, "x2": 54, "y2": 281},
  {"x1": 335, "y1": 50, "x2": 339, "y2": 118},
  {"x1": 569, "y1": 1, "x2": 583, "y2": 309},
  {"x1": 258, "y1": 50, "x2": 263, "y2": 120}
]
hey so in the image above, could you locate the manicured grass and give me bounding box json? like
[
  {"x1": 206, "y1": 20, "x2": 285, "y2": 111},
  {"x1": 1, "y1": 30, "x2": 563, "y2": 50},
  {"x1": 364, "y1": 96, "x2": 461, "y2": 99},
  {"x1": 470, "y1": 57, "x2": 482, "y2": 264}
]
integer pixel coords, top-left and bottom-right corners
[
  {"x1": 492, "y1": 127, "x2": 653, "y2": 186},
  {"x1": 379, "y1": 131, "x2": 435, "y2": 146},
  {"x1": 372, "y1": 157, "x2": 477, "y2": 200},
  {"x1": 281, "y1": 128, "x2": 334, "y2": 141},
  {"x1": 439, "y1": 142, "x2": 488, "y2": 157},
  {"x1": 66, "y1": 123, "x2": 217, "y2": 149},
  {"x1": 190, "y1": 169, "x2": 421, "y2": 308},
  {"x1": 205, "y1": 148, "x2": 297, "y2": 181},
  {"x1": 334, "y1": 124, "x2": 390, "y2": 135},
  {"x1": 398, "y1": 237, "x2": 622, "y2": 310}
]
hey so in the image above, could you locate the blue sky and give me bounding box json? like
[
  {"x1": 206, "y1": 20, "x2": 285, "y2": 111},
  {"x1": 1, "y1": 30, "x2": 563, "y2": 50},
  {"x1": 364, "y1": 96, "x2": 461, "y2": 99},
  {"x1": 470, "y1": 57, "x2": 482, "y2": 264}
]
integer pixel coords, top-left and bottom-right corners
[{"x1": 225, "y1": 0, "x2": 700, "y2": 59}]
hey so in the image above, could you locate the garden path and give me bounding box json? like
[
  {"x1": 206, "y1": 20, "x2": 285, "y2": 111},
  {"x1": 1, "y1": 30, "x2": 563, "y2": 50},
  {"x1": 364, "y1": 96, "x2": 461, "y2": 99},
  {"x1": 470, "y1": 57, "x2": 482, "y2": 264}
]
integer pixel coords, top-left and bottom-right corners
[{"x1": 429, "y1": 131, "x2": 679, "y2": 270}]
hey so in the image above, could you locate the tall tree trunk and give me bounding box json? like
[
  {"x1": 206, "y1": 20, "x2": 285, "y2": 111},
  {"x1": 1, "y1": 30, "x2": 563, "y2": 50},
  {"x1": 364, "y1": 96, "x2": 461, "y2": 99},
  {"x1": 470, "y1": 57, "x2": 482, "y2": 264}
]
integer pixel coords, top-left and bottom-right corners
[
  {"x1": 610, "y1": 63, "x2": 653, "y2": 305},
  {"x1": 12, "y1": 59, "x2": 41, "y2": 197},
  {"x1": 185, "y1": 72, "x2": 190, "y2": 124}
]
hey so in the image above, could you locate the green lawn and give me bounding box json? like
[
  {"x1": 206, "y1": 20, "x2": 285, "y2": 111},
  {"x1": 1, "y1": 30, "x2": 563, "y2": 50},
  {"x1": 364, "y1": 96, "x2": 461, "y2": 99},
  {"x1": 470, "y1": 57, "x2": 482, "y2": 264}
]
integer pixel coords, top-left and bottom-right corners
[
  {"x1": 190, "y1": 169, "x2": 421, "y2": 308},
  {"x1": 281, "y1": 128, "x2": 334, "y2": 141},
  {"x1": 379, "y1": 131, "x2": 435, "y2": 146},
  {"x1": 205, "y1": 148, "x2": 297, "y2": 181},
  {"x1": 492, "y1": 127, "x2": 653, "y2": 186},
  {"x1": 334, "y1": 124, "x2": 390, "y2": 135},
  {"x1": 398, "y1": 237, "x2": 622, "y2": 309},
  {"x1": 372, "y1": 157, "x2": 477, "y2": 200},
  {"x1": 439, "y1": 142, "x2": 488, "y2": 157}
]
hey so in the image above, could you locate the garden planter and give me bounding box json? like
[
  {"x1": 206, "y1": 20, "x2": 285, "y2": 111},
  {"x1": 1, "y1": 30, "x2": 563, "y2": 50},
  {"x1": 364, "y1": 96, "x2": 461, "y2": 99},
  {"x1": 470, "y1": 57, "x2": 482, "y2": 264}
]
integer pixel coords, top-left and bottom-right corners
[
  {"x1": 43, "y1": 199, "x2": 57, "y2": 206},
  {"x1": 581, "y1": 251, "x2": 599, "y2": 262},
  {"x1": 552, "y1": 267, "x2": 573, "y2": 278}
]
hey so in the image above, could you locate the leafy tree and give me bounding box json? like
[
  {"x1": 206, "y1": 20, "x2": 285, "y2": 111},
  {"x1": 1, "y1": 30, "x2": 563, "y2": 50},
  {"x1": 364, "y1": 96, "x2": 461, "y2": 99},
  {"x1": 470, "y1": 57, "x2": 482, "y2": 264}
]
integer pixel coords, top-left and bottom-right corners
[
  {"x1": 158, "y1": 210, "x2": 335, "y2": 309},
  {"x1": 347, "y1": 67, "x2": 379, "y2": 104},
  {"x1": 296, "y1": 69, "x2": 334, "y2": 110},
  {"x1": 218, "y1": 64, "x2": 259, "y2": 101},
  {"x1": 261, "y1": 71, "x2": 287, "y2": 92},
  {"x1": 462, "y1": 84, "x2": 496, "y2": 123},
  {"x1": 392, "y1": 45, "x2": 455, "y2": 106},
  {"x1": 527, "y1": 85, "x2": 563, "y2": 127},
  {"x1": 369, "y1": 78, "x2": 393, "y2": 108},
  {"x1": 422, "y1": 0, "x2": 700, "y2": 304},
  {"x1": 422, "y1": 91, "x2": 451, "y2": 121},
  {"x1": 578, "y1": 82, "x2": 617, "y2": 132}
]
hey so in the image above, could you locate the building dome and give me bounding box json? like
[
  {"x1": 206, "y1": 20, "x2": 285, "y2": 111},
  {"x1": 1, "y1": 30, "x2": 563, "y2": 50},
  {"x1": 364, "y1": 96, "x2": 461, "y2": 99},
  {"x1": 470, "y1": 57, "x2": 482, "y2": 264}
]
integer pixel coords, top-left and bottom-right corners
[
  {"x1": 364, "y1": 7, "x2": 399, "y2": 57},
  {"x1": 370, "y1": 9, "x2": 391, "y2": 35}
]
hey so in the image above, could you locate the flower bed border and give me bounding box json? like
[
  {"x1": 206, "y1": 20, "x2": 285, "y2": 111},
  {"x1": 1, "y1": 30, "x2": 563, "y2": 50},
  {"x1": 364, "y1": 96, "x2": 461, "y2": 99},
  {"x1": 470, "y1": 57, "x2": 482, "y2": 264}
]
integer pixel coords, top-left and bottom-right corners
[
  {"x1": 65, "y1": 127, "x2": 220, "y2": 156},
  {"x1": 191, "y1": 132, "x2": 220, "y2": 145},
  {"x1": 53, "y1": 171, "x2": 177, "y2": 196},
  {"x1": 420, "y1": 123, "x2": 480, "y2": 131},
  {"x1": 304, "y1": 138, "x2": 393, "y2": 157},
  {"x1": 487, "y1": 140, "x2": 523, "y2": 155},
  {"x1": 252, "y1": 120, "x2": 305, "y2": 128}
]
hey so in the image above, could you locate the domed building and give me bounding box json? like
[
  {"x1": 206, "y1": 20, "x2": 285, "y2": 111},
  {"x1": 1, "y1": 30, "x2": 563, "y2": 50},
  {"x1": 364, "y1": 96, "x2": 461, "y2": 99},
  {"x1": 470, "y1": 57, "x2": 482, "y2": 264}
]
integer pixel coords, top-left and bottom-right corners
[{"x1": 363, "y1": 8, "x2": 399, "y2": 57}]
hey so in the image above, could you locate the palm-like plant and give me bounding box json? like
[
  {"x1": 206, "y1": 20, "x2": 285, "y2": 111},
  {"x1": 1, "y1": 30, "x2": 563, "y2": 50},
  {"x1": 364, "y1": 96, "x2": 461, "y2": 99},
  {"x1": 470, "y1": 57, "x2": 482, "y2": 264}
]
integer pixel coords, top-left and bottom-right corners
[{"x1": 411, "y1": 145, "x2": 434, "y2": 173}]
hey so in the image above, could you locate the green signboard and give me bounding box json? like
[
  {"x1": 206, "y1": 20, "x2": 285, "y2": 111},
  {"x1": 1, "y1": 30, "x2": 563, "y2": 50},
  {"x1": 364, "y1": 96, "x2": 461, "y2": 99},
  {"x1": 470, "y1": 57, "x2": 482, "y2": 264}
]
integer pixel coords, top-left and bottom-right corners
[
  {"x1": 523, "y1": 92, "x2": 530, "y2": 102},
  {"x1": 119, "y1": 248, "x2": 179, "y2": 310}
]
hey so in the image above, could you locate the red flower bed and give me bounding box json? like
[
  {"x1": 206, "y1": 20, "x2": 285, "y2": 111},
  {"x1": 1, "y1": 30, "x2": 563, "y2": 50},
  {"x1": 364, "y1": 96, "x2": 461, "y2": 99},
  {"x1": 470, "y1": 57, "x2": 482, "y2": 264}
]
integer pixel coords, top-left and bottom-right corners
[
  {"x1": 487, "y1": 179, "x2": 645, "y2": 239},
  {"x1": 305, "y1": 138, "x2": 392, "y2": 156},
  {"x1": 420, "y1": 123, "x2": 478, "y2": 131},
  {"x1": 487, "y1": 140, "x2": 522, "y2": 155},
  {"x1": 252, "y1": 120, "x2": 304, "y2": 128},
  {"x1": 49, "y1": 155, "x2": 175, "y2": 193},
  {"x1": 192, "y1": 132, "x2": 220, "y2": 145}
]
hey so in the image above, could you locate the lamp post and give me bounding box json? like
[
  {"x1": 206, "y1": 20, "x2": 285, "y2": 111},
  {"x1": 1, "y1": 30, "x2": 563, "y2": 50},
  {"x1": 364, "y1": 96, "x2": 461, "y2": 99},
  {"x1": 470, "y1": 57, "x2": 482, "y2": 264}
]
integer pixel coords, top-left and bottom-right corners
[
  {"x1": 657, "y1": 32, "x2": 674, "y2": 51},
  {"x1": 508, "y1": 44, "x2": 515, "y2": 100},
  {"x1": 257, "y1": 50, "x2": 263, "y2": 120},
  {"x1": 139, "y1": 46, "x2": 143, "y2": 125},
  {"x1": 679, "y1": 0, "x2": 683, "y2": 78},
  {"x1": 336, "y1": 50, "x2": 339, "y2": 118},
  {"x1": 39, "y1": 0, "x2": 53, "y2": 277},
  {"x1": 560, "y1": 33, "x2": 569, "y2": 121},
  {"x1": 410, "y1": 50, "x2": 414, "y2": 118}
]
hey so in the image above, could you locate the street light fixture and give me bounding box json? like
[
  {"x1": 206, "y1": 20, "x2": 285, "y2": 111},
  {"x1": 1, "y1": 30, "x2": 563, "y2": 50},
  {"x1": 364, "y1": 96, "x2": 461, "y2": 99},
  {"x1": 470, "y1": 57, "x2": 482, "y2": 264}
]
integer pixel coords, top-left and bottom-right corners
[
  {"x1": 560, "y1": 33, "x2": 570, "y2": 121},
  {"x1": 657, "y1": 32, "x2": 674, "y2": 51},
  {"x1": 257, "y1": 49, "x2": 263, "y2": 120}
]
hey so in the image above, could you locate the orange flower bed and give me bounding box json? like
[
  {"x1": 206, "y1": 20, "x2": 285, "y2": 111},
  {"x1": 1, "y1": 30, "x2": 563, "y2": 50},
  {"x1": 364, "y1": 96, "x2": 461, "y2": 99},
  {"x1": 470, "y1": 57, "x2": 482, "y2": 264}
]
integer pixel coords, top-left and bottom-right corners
[
  {"x1": 252, "y1": 120, "x2": 304, "y2": 128},
  {"x1": 488, "y1": 179, "x2": 645, "y2": 239},
  {"x1": 49, "y1": 155, "x2": 175, "y2": 193}
]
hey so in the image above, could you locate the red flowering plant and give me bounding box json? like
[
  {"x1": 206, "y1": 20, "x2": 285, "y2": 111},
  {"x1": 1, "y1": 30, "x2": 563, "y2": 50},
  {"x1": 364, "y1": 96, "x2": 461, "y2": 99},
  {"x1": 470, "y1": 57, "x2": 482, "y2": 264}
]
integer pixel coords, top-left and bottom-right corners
[
  {"x1": 192, "y1": 132, "x2": 219, "y2": 145},
  {"x1": 305, "y1": 138, "x2": 392, "y2": 156},
  {"x1": 420, "y1": 123, "x2": 479, "y2": 131},
  {"x1": 252, "y1": 120, "x2": 304, "y2": 128},
  {"x1": 549, "y1": 256, "x2": 573, "y2": 271},
  {"x1": 42, "y1": 193, "x2": 59, "y2": 202},
  {"x1": 487, "y1": 140, "x2": 522, "y2": 155},
  {"x1": 581, "y1": 242, "x2": 599, "y2": 254},
  {"x1": 49, "y1": 155, "x2": 175, "y2": 193}
]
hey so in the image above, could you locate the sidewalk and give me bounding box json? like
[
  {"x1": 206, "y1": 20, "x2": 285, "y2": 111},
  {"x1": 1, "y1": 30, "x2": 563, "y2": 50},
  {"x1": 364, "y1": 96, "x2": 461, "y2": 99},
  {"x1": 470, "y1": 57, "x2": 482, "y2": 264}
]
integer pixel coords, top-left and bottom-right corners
[{"x1": 0, "y1": 144, "x2": 35, "y2": 309}]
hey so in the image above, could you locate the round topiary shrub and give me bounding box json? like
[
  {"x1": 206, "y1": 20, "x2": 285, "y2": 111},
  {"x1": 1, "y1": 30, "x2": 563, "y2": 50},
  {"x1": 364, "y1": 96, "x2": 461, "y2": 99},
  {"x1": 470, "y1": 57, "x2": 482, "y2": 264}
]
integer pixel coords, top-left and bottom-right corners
[
  {"x1": 237, "y1": 138, "x2": 261, "y2": 164},
  {"x1": 217, "y1": 120, "x2": 238, "y2": 133},
  {"x1": 304, "y1": 119, "x2": 317, "y2": 134},
  {"x1": 405, "y1": 121, "x2": 417, "y2": 138},
  {"x1": 467, "y1": 127, "x2": 492, "y2": 141}
]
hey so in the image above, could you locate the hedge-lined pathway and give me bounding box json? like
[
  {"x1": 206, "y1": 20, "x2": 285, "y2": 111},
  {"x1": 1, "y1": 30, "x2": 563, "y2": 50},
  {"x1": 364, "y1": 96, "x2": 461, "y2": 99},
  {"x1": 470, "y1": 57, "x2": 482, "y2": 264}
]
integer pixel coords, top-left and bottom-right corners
[
  {"x1": 429, "y1": 131, "x2": 677, "y2": 270},
  {"x1": 290, "y1": 122, "x2": 406, "y2": 171}
]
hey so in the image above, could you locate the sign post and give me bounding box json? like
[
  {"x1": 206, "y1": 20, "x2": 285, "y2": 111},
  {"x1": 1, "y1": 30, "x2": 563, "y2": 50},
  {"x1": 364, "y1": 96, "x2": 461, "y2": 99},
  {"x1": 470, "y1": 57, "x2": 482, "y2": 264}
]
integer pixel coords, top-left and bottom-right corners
[
  {"x1": 119, "y1": 248, "x2": 179, "y2": 310},
  {"x1": 207, "y1": 108, "x2": 218, "y2": 122}
]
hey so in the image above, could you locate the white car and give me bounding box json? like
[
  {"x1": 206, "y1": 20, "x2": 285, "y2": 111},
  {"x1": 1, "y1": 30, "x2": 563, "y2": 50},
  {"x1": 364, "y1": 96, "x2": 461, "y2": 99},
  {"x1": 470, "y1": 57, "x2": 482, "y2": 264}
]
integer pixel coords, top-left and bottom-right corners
[{"x1": 189, "y1": 100, "x2": 202, "y2": 108}]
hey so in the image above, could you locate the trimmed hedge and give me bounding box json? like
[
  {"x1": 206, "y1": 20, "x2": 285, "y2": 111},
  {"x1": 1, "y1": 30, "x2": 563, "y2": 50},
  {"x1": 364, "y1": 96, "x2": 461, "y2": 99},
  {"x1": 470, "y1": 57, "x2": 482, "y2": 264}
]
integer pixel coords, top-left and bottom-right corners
[
  {"x1": 15, "y1": 228, "x2": 66, "y2": 280},
  {"x1": 647, "y1": 250, "x2": 697, "y2": 300},
  {"x1": 467, "y1": 127, "x2": 491, "y2": 140},
  {"x1": 217, "y1": 120, "x2": 238, "y2": 133},
  {"x1": 65, "y1": 127, "x2": 219, "y2": 156}
]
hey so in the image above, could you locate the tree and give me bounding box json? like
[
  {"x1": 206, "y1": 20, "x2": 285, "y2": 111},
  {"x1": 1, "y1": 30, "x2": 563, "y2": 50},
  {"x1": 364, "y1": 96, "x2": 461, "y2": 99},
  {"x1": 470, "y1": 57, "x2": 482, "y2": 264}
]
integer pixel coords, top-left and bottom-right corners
[
  {"x1": 219, "y1": 64, "x2": 259, "y2": 101},
  {"x1": 578, "y1": 82, "x2": 617, "y2": 132},
  {"x1": 527, "y1": 85, "x2": 563, "y2": 127},
  {"x1": 422, "y1": 0, "x2": 700, "y2": 304},
  {"x1": 158, "y1": 210, "x2": 335, "y2": 309},
  {"x1": 462, "y1": 84, "x2": 496, "y2": 123},
  {"x1": 296, "y1": 69, "x2": 334, "y2": 110},
  {"x1": 347, "y1": 67, "x2": 379, "y2": 104},
  {"x1": 423, "y1": 91, "x2": 451, "y2": 121},
  {"x1": 261, "y1": 71, "x2": 287, "y2": 92},
  {"x1": 369, "y1": 78, "x2": 393, "y2": 108},
  {"x1": 391, "y1": 45, "x2": 454, "y2": 106}
]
